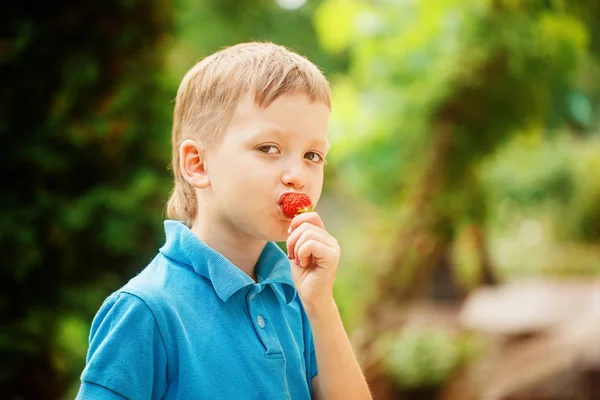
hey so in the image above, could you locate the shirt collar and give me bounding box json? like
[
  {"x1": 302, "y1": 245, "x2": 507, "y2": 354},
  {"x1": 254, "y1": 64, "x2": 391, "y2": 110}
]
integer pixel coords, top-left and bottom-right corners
[{"x1": 159, "y1": 220, "x2": 297, "y2": 304}]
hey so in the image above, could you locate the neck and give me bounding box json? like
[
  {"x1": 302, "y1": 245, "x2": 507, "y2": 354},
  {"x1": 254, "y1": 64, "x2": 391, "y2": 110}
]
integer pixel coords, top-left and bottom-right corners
[{"x1": 190, "y1": 214, "x2": 266, "y2": 282}]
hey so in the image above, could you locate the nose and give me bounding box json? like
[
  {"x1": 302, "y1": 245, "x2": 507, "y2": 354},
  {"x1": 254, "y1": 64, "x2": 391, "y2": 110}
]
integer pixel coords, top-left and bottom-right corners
[{"x1": 281, "y1": 161, "x2": 306, "y2": 190}]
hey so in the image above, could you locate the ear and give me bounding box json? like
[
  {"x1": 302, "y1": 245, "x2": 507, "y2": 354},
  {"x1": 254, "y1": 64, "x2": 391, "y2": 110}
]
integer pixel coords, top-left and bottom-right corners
[{"x1": 179, "y1": 139, "x2": 210, "y2": 189}]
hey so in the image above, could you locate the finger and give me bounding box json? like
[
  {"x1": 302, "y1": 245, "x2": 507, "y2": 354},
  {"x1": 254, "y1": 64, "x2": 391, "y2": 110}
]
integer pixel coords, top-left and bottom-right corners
[
  {"x1": 288, "y1": 211, "x2": 324, "y2": 234},
  {"x1": 286, "y1": 222, "x2": 327, "y2": 259},
  {"x1": 294, "y1": 230, "x2": 336, "y2": 268},
  {"x1": 288, "y1": 223, "x2": 336, "y2": 261},
  {"x1": 296, "y1": 239, "x2": 335, "y2": 269}
]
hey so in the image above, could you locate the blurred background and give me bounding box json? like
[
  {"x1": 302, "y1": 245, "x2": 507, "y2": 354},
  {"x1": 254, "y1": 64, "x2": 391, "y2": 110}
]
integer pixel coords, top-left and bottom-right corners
[{"x1": 2, "y1": 0, "x2": 600, "y2": 399}]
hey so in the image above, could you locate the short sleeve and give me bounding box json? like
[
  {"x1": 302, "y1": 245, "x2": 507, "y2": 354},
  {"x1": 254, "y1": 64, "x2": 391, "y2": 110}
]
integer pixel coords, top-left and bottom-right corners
[{"x1": 77, "y1": 292, "x2": 168, "y2": 400}]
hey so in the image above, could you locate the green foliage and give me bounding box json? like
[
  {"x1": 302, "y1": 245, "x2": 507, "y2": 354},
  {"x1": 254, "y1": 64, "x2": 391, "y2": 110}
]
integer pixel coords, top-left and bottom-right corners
[
  {"x1": 315, "y1": 1, "x2": 600, "y2": 390},
  {"x1": 480, "y1": 132, "x2": 575, "y2": 212},
  {"x1": 313, "y1": 0, "x2": 600, "y2": 303},
  {"x1": 451, "y1": 225, "x2": 484, "y2": 289},
  {"x1": 1, "y1": 1, "x2": 172, "y2": 397},
  {"x1": 379, "y1": 328, "x2": 484, "y2": 388},
  {"x1": 482, "y1": 132, "x2": 600, "y2": 242},
  {"x1": 317, "y1": 0, "x2": 592, "y2": 205},
  {"x1": 479, "y1": 132, "x2": 600, "y2": 277},
  {"x1": 168, "y1": 0, "x2": 344, "y2": 89}
]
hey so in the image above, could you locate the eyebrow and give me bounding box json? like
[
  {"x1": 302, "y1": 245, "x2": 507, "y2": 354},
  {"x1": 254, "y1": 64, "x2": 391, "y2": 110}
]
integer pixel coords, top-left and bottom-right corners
[{"x1": 253, "y1": 127, "x2": 330, "y2": 150}]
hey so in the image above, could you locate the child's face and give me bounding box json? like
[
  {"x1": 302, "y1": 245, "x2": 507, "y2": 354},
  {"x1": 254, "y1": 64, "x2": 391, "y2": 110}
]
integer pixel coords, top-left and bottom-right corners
[{"x1": 203, "y1": 93, "x2": 330, "y2": 242}]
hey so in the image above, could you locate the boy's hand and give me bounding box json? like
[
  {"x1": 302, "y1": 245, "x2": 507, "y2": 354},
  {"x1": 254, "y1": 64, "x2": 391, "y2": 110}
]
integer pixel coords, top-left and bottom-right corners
[{"x1": 286, "y1": 211, "x2": 340, "y2": 312}]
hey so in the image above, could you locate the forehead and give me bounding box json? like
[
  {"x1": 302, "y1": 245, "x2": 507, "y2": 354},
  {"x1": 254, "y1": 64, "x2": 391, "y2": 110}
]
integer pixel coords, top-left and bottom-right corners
[{"x1": 226, "y1": 93, "x2": 330, "y2": 145}]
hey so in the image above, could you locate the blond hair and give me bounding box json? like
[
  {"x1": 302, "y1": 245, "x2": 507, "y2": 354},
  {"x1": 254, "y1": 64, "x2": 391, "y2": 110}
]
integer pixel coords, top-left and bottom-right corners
[{"x1": 166, "y1": 42, "x2": 332, "y2": 227}]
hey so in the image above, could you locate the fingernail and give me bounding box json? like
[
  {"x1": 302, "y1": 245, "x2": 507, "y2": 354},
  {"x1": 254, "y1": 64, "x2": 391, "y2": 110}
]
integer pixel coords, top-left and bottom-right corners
[{"x1": 287, "y1": 226, "x2": 292, "y2": 234}]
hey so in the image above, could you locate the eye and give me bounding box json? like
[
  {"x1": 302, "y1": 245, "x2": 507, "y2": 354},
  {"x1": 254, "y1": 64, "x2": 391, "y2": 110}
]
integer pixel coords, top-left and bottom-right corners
[
  {"x1": 305, "y1": 151, "x2": 324, "y2": 163},
  {"x1": 257, "y1": 145, "x2": 279, "y2": 154}
]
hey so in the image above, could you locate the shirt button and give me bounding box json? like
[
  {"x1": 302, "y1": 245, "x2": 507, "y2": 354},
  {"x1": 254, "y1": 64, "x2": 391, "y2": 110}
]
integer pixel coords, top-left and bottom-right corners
[
  {"x1": 257, "y1": 315, "x2": 265, "y2": 328},
  {"x1": 249, "y1": 294, "x2": 256, "y2": 300}
]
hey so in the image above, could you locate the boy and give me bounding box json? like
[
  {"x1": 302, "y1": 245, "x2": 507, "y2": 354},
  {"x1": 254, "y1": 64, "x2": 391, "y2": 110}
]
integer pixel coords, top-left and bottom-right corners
[{"x1": 77, "y1": 42, "x2": 372, "y2": 400}]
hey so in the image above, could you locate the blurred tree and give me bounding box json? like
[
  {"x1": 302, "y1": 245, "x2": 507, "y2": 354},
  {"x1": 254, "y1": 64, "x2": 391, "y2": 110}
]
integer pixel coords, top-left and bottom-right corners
[
  {"x1": 167, "y1": 0, "x2": 346, "y2": 123},
  {"x1": 1, "y1": 1, "x2": 171, "y2": 398},
  {"x1": 315, "y1": 0, "x2": 600, "y2": 397}
]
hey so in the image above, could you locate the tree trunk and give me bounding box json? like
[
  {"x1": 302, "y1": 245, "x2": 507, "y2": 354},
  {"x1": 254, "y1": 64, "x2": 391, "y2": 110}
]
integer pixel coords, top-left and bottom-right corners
[{"x1": 354, "y1": 117, "x2": 456, "y2": 399}]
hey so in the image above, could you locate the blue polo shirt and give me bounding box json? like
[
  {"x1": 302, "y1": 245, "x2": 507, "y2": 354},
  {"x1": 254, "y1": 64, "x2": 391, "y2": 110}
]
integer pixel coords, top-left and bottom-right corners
[{"x1": 77, "y1": 220, "x2": 317, "y2": 399}]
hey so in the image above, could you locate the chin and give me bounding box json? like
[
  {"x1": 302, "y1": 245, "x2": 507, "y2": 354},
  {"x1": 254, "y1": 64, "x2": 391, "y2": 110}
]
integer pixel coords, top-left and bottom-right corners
[
  {"x1": 265, "y1": 216, "x2": 291, "y2": 242},
  {"x1": 261, "y1": 227, "x2": 284, "y2": 242},
  {"x1": 253, "y1": 225, "x2": 287, "y2": 243},
  {"x1": 270, "y1": 224, "x2": 291, "y2": 243}
]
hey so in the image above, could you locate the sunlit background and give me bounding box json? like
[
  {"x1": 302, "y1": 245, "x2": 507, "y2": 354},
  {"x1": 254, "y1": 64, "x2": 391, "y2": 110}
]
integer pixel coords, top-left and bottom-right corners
[{"x1": 2, "y1": 0, "x2": 600, "y2": 399}]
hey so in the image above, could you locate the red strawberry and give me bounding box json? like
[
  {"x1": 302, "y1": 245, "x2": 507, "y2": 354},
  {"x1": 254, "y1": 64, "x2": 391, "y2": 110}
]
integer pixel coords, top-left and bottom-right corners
[{"x1": 280, "y1": 193, "x2": 313, "y2": 219}]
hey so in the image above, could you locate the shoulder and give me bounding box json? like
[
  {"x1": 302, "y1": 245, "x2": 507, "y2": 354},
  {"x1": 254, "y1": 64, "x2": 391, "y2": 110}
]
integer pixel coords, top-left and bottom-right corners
[
  {"x1": 120, "y1": 253, "x2": 208, "y2": 309},
  {"x1": 111, "y1": 253, "x2": 215, "y2": 328},
  {"x1": 90, "y1": 290, "x2": 161, "y2": 340}
]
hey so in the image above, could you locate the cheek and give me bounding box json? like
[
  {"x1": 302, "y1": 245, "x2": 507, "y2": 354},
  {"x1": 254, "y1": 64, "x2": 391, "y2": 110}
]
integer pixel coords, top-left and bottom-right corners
[
  {"x1": 309, "y1": 171, "x2": 324, "y2": 202},
  {"x1": 227, "y1": 170, "x2": 274, "y2": 208},
  {"x1": 212, "y1": 156, "x2": 259, "y2": 190}
]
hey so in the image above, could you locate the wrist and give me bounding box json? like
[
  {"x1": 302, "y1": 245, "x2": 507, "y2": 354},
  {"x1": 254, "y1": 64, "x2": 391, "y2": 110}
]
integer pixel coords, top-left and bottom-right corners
[{"x1": 302, "y1": 296, "x2": 338, "y2": 321}]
